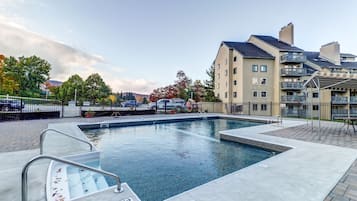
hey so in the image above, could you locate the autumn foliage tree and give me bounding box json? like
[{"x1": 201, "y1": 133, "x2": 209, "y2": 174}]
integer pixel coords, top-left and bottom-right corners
[
  {"x1": 0, "y1": 55, "x2": 19, "y2": 95},
  {"x1": 0, "y1": 55, "x2": 51, "y2": 97}
]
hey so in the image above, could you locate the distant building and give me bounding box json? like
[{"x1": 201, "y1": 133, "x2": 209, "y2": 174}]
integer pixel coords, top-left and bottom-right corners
[
  {"x1": 213, "y1": 23, "x2": 357, "y2": 120},
  {"x1": 121, "y1": 92, "x2": 149, "y2": 103},
  {"x1": 45, "y1": 80, "x2": 63, "y2": 88},
  {"x1": 41, "y1": 80, "x2": 63, "y2": 95}
]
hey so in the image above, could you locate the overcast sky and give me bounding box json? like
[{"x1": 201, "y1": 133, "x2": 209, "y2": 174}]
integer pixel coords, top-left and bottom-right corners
[{"x1": 1, "y1": 0, "x2": 357, "y2": 94}]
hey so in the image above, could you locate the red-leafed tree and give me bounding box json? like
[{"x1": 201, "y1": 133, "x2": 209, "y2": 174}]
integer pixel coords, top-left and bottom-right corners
[
  {"x1": 149, "y1": 70, "x2": 193, "y2": 102},
  {"x1": 192, "y1": 80, "x2": 205, "y2": 102},
  {"x1": 175, "y1": 70, "x2": 191, "y2": 100}
]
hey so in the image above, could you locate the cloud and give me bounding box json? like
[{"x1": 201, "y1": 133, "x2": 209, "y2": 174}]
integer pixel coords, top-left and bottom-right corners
[
  {"x1": 106, "y1": 78, "x2": 158, "y2": 94},
  {"x1": 0, "y1": 17, "x2": 157, "y2": 94}
]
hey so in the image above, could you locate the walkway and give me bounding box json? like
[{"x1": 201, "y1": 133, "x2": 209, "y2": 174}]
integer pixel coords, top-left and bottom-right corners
[{"x1": 263, "y1": 120, "x2": 357, "y2": 201}]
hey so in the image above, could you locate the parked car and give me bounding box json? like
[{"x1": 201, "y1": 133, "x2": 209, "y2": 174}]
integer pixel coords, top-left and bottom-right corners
[
  {"x1": 121, "y1": 100, "x2": 139, "y2": 107},
  {"x1": 0, "y1": 99, "x2": 25, "y2": 111},
  {"x1": 149, "y1": 98, "x2": 186, "y2": 111}
]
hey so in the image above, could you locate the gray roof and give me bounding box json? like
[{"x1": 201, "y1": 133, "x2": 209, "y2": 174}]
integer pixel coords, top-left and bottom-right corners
[
  {"x1": 303, "y1": 63, "x2": 317, "y2": 75},
  {"x1": 305, "y1": 51, "x2": 357, "y2": 69},
  {"x1": 252, "y1": 35, "x2": 304, "y2": 52},
  {"x1": 222, "y1": 41, "x2": 274, "y2": 59}
]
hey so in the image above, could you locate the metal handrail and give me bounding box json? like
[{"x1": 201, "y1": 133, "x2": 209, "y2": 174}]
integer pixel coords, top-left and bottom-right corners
[
  {"x1": 22, "y1": 155, "x2": 123, "y2": 201},
  {"x1": 40, "y1": 128, "x2": 93, "y2": 154}
]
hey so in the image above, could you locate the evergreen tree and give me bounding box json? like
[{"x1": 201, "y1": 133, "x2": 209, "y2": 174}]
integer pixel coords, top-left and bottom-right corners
[{"x1": 204, "y1": 64, "x2": 220, "y2": 102}]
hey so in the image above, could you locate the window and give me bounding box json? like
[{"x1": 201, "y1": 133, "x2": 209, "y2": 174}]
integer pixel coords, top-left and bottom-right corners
[
  {"x1": 217, "y1": 64, "x2": 220, "y2": 69},
  {"x1": 261, "y1": 104, "x2": 267, "y2": 111},
  {"x1": 233, "y1": 80, "x2": 237, "y2": 85},
  {"x1": 253, "y1": 104, "x2": 258, "y2": 111},
  {"x1": 253, "y1": 91, "x2": 258, "y2": 97},
  {"x1": 260, "y1": 78, "x2": 267, "y2": 85},
  {"x1": 225, "y1": 81, "x2": 227, "y2": 87},
  {"x1": 225, "y1": 92, "x2": 227, "y2": 98},
  {"x1": 217, "y1": 93, "x2": 220, "y2": 98},
  {"x1": 260, "y1": 65, "x2": 267, "y2": 72},
  {"x1": 313, "y1": 105, "x2": 319, "y2": 110},
  {"x1": 233, "y1": 67, "x2": 237, "y2": 74},
  {"x1": 217, "y1": 73, "x2": 220, "y2": 79},
  {"x1": 225, "y1": 59, "x2": 227, "y2": 65},
  {"x1": 225, "y1": 69, "x2": 228, "y2": 76},
  {"x1": 252, "y1": 65, "x2": 258, "y2": 72},
  {"x1": 233, "y1": 92, "x2": 237, "y2": 98},
  {"x1": 313, "y1": 93, "x2": 319, "y2": 98},
  {"x1": 233, "y1": 56, "x2": 237, "y2": 62},
  {"x1": 252, "y1": 77, "x2": 258, "y2": 85},
  {"x1": 261, "y1": 91, "x2": 267, "y2": 97}
]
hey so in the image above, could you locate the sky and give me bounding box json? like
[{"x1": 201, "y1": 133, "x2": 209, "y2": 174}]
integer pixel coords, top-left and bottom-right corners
[{"x1": 1, "y1": 0, "x2": 357, "y2": 94}]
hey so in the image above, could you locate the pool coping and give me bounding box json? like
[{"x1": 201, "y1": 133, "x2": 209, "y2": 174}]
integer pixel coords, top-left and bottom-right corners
[{"x1": 46, "y1": 114, "x2": 357, "y2": 201}]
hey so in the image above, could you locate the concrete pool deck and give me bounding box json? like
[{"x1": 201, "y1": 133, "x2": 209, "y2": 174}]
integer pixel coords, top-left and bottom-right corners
[
  {"x1": 1, "y1": 114, "x2": 357, "y2": 201},
  {"x1": 166, "y1": 117, "x2": 357, "y2": 201}
]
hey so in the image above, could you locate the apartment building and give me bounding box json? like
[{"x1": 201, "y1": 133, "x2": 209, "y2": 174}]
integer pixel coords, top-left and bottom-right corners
[{"x1": 214, "y1": 23, "x2": 357, "y2": 120}]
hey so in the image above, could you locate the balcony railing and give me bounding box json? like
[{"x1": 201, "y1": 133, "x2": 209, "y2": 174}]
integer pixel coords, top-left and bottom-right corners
[
  {"x1": 331, "y1": 96, "x2": 348, "y2": 104},
  {"x1": 281, "y1": 109, "x2": 306, "y2": 117},
  {"x1": 332, "y1": 109, "x2": 348, "y2": 115},
  {"x1": 281, "y1": 82, "x2": 304, "y2": 90},
  {"x1": 281, "y1": 68, "x2": 307, "y2": 76},
  {"x1": 351, "y1": 96, "x2": 357, "y2": 104},
  {"x1": 280, "y1": 53, "x2": 307, "y2": 63},
  {"x1": 281, "y1": 95, "x2": 306, "y2": 103}
]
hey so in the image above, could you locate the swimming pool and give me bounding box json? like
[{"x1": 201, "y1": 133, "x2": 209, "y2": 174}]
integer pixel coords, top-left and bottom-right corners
[{"x1": 83, "y1": 118, "x2": 275, "y2": 201}]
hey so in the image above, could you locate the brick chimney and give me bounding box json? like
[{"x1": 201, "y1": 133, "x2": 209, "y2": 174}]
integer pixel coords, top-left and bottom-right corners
[
  {"x1": 319, "y1": 42, "x2": 341, "y2": 65},
  {"x1": 279, "y1": 23, "x2": 294, "y2": 45}
]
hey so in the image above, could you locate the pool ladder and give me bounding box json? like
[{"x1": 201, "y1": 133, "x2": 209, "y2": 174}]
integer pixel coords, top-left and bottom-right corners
[
  {"x1": 40, "y1": 128, "x2": 94, "y2": 154},
  {"x1": 22, "y1": 155, "x2": 123, "y2": 201},
  {"x1": 22, "y1": 128, "x2": 124, "y2": 201}
]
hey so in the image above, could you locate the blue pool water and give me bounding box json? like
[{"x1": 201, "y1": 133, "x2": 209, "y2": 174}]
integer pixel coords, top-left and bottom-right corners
[{"x1": 84, "y1": 118, "x2": 275, "y2": 201}]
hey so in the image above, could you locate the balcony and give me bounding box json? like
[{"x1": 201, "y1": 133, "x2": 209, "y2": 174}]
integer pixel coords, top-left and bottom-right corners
[
  {"x1": 281, "y1": 68, "x2": 307, "y2": 77},
  {"x1": 331, "y1": 109, "x2": 348, "y2": 119},
  {"x1": 351, "y1": 96, "x2": 357, "y2": 104},
  {"x1": 331, "y1": 96, "x2": 348, "y2": 104},
  {"x1": 281, "y1": 82, "x2": 304, "y2": 90},
  {"x1": 280, "y1": 53, "x2": 306, "y2": 64},
  {"x1": 281, "y1": 95, "x2": 306, "y2": 103},
  {"x1": 281, "y1": 109, "x2": 306, "y2": 118}
]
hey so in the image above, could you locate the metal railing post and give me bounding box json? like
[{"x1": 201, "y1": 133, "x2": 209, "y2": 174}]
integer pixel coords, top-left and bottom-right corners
[
  {"x1": 164, "y1": 101, "x2": 167, "y2": 114},
  {"x1": 40, "y1": 128, "x2": 93, "y2": 154},
  {"x1": 61, "y1": 100, "x2": 64, "y2": 118},
  {"x1": 22, "y1": 155, "x2": 123, "y2": 201}
]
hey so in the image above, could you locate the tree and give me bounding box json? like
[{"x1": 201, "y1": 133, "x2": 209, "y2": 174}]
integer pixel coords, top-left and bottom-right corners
[
  {"x1": 56, "y1": 74, "x2": 84, "y2": 103},
  {"x1": 108, "y1": 94, "x2": 117, "y2": 105},
  {"x1": 84, "y1": 73, "x2": 111, "y2": 104},
  {"x1": 192, "y1": 80, "x2": 205, "y2": 102},
  {"x1": 3, "y1": 55, "x2": 51, "y2": 97},
  {"x1": 0, "y1": 55, "x2": 18, "y2": 95},
  {"x1": 175, "y1": 70, "x2": 191, "y2": 100},
  {"x1": 204, "y1": 64, "x2": 220, "y2": 102},
  {"x1": 142, "y1": 97, "x2": 149, "y2": 104},
  {"x1": 149, "y1": 85, "x2": 178, "y2": 102}
]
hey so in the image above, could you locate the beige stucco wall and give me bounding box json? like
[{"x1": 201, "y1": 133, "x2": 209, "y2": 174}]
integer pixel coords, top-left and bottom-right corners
[
  {"x1": 241, "y1": 58, "x2": 275, "y2": 116},
  {"x1": 214, "y1": 42, "x2": 275, "y2": 115},
  {"x1": 248, "y1": 36, "x2": 281, "y2": 116}
]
